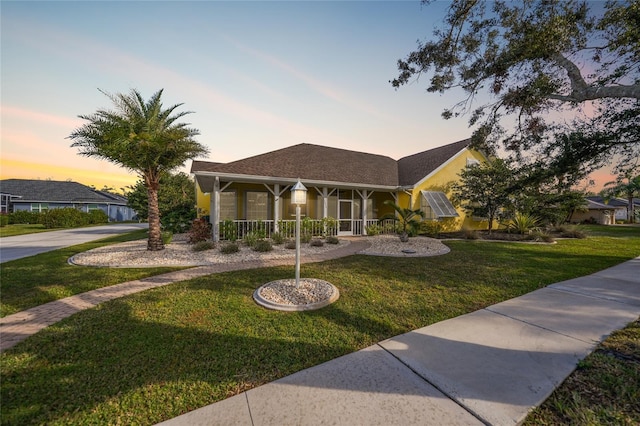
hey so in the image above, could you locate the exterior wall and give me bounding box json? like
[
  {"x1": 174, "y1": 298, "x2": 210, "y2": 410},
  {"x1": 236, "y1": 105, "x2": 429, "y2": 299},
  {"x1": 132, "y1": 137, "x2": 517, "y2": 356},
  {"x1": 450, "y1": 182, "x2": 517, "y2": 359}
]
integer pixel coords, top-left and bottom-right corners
[
  {"x1": 409, "y1": 148, "x2": 489, "y2": 231},
  {"x1": 570, "y1": 209, "x2": 612, "y2": 225}
]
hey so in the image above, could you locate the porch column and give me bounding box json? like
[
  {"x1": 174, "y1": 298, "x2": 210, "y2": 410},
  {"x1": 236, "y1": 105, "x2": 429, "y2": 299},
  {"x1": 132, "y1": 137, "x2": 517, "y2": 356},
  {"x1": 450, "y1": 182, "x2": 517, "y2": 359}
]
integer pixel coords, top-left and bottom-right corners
[
  {"x1": 273, "y1": 184, "x2": 280, "y2": 233},
  {"x1": 362, "y1": 190, "x2": 368, "y2": 235},
  {"x1": 323, "y1": 187, "x2": 329, "y2": 218},
  {"x1": 211, "y1": 177, "x2": 220, "y2": 243}
]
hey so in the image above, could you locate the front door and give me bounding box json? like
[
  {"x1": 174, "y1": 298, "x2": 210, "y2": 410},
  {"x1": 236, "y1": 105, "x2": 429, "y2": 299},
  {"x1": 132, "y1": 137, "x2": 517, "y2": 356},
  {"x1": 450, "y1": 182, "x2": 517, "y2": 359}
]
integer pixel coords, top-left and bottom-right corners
[{"x1": 339, "y1": 200, "x2": 352, "y2": 235}]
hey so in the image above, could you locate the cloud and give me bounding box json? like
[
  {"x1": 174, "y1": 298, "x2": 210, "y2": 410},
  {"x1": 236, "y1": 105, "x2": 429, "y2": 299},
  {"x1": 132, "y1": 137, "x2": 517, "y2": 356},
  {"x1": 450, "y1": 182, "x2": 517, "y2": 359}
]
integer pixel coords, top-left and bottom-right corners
[{"x1": 1, "y1": 105, "x2": 81, "y2": 128}]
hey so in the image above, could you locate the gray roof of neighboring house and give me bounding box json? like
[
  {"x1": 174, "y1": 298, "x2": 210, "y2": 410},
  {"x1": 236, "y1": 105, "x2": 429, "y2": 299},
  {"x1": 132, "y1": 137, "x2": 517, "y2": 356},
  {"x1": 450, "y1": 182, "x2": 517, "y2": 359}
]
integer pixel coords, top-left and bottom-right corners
[
  {"x1": 587, "y1": 196, "x2": 640, "y2": 208},
  {"x1": 0, "y1": 179, "x2": 128, "y2": 204},
  {"x1": 191, "y1": 140, "x2": 472, "y2": 188}
]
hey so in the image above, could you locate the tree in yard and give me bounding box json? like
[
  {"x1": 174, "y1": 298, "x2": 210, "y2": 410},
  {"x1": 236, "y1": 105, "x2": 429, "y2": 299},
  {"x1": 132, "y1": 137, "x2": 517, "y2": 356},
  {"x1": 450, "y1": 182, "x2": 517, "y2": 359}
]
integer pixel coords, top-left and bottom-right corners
[
  {"x1": 392, "y1": 0, "x2": 640, "y2": 176},
  {"x1": 451, "y1": 158, "x2": 515, "y2": 233},
  {"x1": 125, "y1": 172, "x2": 197, "y2": 233},
  {"x1": 69, "y1": 89, "x2": 208, "y2": 251},
  {"x1": 382, "y1": 200, "x2": 425, "y2": 241},
  {"x1": 601, "y1": 174, "x2": 640, "y2": 222}
]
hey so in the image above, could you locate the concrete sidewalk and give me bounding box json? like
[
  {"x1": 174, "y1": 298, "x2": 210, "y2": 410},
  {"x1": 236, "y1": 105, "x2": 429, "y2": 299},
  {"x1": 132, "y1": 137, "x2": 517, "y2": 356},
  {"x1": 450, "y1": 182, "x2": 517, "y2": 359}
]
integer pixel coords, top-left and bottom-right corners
[{"x1": 158, "y1": 257, "x2": 640, "y2": 426}]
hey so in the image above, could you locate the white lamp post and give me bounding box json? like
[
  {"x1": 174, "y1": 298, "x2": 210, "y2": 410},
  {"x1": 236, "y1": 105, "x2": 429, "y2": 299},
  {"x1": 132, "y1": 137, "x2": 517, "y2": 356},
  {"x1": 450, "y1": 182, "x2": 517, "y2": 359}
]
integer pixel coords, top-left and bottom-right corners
[{"x1": 291, "y1": 179, "x2": 307, "y2": 288}]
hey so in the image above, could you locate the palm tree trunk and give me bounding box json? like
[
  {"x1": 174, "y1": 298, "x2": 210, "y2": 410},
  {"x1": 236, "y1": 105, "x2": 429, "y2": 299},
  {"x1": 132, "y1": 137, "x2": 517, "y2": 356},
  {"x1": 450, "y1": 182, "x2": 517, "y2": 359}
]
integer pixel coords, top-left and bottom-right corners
[{"x1": 147, "y1": 186, "x2": 164, "y2": 251}]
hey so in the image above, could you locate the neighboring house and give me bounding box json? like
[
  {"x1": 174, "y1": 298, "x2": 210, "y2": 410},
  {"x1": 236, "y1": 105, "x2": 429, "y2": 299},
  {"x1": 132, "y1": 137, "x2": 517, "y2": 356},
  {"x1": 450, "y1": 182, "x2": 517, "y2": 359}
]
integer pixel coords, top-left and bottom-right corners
[
  {"x1": 570, "y1": 199, "x2": 615, "y2": 225},
  {"x1": 0, "y1": 179, "x2": 136, "y2": 222},
  {"x1": 191, "y1": 139, "x2": 489, "y2": 241},
  {"x1": 587, "y1": 196, "x2": 640, "y2": 223}
]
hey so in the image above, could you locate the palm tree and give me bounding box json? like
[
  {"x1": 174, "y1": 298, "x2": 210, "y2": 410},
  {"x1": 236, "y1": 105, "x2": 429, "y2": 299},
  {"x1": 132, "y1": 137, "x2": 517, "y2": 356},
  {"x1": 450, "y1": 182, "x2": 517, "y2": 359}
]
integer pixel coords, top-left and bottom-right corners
[
  {"x1": 602, "y1": 175, "x2": 640, "y2": 223},
  {"x1": 382, "y1": 200, "x2": 425, "y2": 241},
  {"x1": 69, "y1": 89, "x2": 208, "y2": 250}
]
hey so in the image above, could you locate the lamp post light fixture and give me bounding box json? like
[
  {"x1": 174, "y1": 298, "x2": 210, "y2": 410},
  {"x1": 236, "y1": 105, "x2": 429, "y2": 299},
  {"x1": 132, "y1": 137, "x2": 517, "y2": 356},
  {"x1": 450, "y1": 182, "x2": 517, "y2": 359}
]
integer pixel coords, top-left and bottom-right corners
[{"x1": 291, "y1": 179, "x2": 307, "y2": 288}]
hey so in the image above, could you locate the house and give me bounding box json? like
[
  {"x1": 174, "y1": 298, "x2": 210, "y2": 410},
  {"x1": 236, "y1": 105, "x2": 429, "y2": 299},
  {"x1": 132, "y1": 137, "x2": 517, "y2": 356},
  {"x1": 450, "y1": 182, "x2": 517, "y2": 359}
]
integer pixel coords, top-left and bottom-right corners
[
  {"x1": 0, "y1": 179, "x2": 136, "y2": 222},
  {"x1": 586, "y1": 196, "x2": 640, "y2": 223},
  {"x1": 570, "y1": 199, "x2": 615, "y2": 225},
  {"x1": 191, "y1": 139, "x2": 489, "y2": 241}
]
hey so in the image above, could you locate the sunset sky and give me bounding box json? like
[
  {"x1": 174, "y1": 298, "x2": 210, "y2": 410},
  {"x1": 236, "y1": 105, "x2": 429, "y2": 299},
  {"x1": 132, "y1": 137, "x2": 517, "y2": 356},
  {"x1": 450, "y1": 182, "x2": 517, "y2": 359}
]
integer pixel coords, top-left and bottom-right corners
[{"x1": 1, "y1": 1, "x2": 615, "y2": 192}]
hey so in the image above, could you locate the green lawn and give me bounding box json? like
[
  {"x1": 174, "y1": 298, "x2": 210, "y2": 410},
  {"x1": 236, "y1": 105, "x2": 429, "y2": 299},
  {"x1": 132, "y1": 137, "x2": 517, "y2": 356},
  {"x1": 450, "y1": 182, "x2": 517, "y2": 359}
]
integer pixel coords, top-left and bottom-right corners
[
  {"x1": 1, "y1": 226, "x2": 639, "y2": 425},
  {"x1": 0, "y1": 230, "x2": 183, "y2": 317},
  {"x1": 0, "y1": 224, "x2": 52, "y2": 237}
]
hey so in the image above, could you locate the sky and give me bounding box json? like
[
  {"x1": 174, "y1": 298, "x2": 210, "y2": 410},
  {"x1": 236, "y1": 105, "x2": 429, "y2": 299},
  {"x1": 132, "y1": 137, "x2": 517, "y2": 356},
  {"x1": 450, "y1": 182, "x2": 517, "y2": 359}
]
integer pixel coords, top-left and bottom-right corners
[{"x1": 1, "y1": 0, "x2": 615, "y2": 192}]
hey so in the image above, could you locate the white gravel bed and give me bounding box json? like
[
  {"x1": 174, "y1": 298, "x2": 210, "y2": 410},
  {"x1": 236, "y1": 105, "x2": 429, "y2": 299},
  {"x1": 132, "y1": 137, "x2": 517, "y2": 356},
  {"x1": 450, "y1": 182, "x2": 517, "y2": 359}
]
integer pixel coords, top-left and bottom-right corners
[
  {"x1": 358, "y1": 234, "x2": 450, "y2": 257},
  {"x1": 70, "y1": 235, "x2": 350, "y2": 267}
]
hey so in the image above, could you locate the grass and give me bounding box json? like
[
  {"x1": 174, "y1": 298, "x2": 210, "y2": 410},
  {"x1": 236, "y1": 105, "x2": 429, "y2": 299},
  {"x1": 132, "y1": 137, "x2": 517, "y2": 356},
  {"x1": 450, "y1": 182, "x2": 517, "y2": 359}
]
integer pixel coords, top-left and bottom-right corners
[
  {"x1": 0, "y1": 230, "x2": 183, "y2": 317},
  {"x1": 0, "y1": 224, "x2": 52, "y2": 237},
  {"x1": 0, "y1": 225, "x2": 639, "y2": 425},
  {"x1": 524, "y1": 318, "x2": 640, "y2": 425}
]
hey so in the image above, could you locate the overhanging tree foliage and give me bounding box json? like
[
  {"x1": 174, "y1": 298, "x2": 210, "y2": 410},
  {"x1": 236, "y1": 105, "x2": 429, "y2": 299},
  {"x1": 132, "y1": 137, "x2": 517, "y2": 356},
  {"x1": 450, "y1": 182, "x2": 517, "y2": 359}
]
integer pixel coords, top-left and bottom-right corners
[
  {"x1": 393, "y1": 0, "x2": 640, "y2": 175},
  {"x1": 69, "y1": 89, "x2": 208, "y2": 251}
]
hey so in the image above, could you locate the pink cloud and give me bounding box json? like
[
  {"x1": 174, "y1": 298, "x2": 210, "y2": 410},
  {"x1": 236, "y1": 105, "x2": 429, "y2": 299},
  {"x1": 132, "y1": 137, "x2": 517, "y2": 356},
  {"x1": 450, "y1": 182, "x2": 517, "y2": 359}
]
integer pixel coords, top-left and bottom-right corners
[{"x1": 1, "y1": 105, "x2": 81, "y2": 128}]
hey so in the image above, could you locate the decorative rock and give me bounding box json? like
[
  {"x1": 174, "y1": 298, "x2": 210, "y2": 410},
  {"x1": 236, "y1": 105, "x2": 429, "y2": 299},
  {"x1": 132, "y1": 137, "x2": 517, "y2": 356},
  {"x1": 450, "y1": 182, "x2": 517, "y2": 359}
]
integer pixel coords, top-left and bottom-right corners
[{"x1": 253, "y1": 279, "x2": 340, "y2": 311}]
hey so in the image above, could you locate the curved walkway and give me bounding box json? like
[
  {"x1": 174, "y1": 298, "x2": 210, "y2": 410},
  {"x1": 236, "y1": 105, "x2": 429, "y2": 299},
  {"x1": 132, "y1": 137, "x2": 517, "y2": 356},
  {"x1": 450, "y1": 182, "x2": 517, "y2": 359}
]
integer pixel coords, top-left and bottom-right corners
[{"x1": 0, "y1": 239, "x2": 370, "y2": 352}]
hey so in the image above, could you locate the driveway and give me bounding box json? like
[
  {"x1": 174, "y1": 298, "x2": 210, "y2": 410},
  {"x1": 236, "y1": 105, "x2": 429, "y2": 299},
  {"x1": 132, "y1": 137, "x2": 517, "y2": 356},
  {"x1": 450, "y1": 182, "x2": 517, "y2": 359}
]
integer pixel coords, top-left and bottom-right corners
[{"x1": 0, "y1": 223, "x2": 149, "y2": 263}]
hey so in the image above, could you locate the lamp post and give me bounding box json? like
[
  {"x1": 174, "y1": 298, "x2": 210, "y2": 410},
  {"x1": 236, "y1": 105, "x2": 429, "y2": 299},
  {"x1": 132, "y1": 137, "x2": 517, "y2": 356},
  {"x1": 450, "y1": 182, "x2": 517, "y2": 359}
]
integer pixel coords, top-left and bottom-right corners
[{"x1": 291, "y1": 179, "x2": 307, "y2": 288}]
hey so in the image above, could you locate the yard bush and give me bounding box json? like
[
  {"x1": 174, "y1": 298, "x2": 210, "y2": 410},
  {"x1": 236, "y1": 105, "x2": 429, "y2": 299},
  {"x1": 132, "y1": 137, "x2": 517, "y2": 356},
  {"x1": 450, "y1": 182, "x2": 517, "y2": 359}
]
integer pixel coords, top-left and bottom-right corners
[
  {"x1": 300, "y1": 233, "x2": 312, "y2": 244},
  {"x1": 9, "y1": 210, "x2": 41, "y2": 224},
  {"x1": 41, "y1": 208, "x2": 88, "y2": 229},
  {"x1": 284, "y1": 239, "x2": 296, "y2": 249},
  {"x1": 507, "y1": 212, "x2": 541, "y2": 234},
  {"x1": 325, "y1": 235, "x2": 339, "y2": 244},
  {"x1": 221, "y1": 219, "x2": 238, "y2": 241},
  {"x1": 271, "y1": 232, "x2": 285, "y2": 245},
  {"x1": 161, "y1": 205, "x2": 196, "y2": 233},
  {"x1": 192, "y1": 240, "x2": 215, "y2": 252},
  {"x1": 309, "y1": 238, "x2": 324, "y2": 247},
  {"x1": 252, "y1": 239, "x2": 273, "y2": 252},
  {"x1": 365, "y1": 223, "x2": 381, "y2": 236},
  {"x1": 243, "y1": 231, "x2": 260, "y2": 248},
  {"x1": 187, "y1": 218, "x2": 211, "y2": 244},
  {"x1": 161, "y1": 231, "x2": 173, "y2": 245},
  {"x1": 219, "y1": 242, "x2": 240, "y2": 254},
  {"x1": 87, "y1": 209, "x2": 109, "y2": 224},
  {"x1": 0, "y1": 214, "x2": 8, "y2": 227}
]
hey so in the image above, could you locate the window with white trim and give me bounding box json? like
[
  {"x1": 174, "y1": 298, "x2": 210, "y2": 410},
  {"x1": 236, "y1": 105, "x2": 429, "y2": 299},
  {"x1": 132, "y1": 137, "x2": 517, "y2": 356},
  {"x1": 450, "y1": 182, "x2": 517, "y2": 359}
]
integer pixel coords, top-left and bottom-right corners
[{"x1": 31, "y1": 203, "x2": 49, "y2": 212}]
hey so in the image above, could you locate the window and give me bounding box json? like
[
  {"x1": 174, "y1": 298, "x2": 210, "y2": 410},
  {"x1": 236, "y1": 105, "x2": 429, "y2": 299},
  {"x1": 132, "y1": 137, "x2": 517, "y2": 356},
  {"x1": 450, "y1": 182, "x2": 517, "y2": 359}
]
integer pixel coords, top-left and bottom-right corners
[
  {"x1": 220, "y1": 192, "x2": 236, "y2": 220},
  {"x1": 420, "y1": 191, "x2": 458, "y2": 219},
  {"x1": 246, "y1": 191, "x2": 269, "y2": 220},
  {"x1": 31, "y1": 203, "x2": 49, "y2": 212},
  {"x1": 87, "y1": 204, "x2": 100, "y2": 212}
]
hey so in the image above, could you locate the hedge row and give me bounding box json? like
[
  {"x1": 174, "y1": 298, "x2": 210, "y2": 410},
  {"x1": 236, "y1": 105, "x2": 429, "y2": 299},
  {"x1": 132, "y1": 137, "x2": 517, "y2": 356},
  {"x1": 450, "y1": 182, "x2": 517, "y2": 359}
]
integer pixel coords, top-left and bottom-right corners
[{"x1": 6, "y1": 208, "x2": 109, "y2": 228}]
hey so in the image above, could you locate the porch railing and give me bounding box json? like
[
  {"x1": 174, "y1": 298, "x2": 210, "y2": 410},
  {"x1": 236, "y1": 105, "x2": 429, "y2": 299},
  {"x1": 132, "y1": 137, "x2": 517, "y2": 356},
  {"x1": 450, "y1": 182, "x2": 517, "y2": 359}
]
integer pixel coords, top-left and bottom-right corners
[{"x1": 216, "y1": 218, "x2": 398, "y2": 241}]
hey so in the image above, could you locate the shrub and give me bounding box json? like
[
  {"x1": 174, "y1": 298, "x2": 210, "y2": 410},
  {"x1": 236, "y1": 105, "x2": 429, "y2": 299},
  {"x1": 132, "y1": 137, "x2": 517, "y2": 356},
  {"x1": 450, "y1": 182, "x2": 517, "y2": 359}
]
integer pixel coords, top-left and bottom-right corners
[
  {"x1": 325, "y1": 235, "x2": 339, "y2": 244},
  {"x1": 0, "y1": 214, "x2": 8, "y2": 227},
  {"x1": 309, "y1": 238, "x2": 324, "y2": 247},
  {"x1": 41, "y1": 208, "x2": 88, "y2": 229},
  {"x1": 243, "y1": 231, "x2": 260, "y2": 248},
  {"x1": 530, "y1": 230, "x2": 555, "y2": 243},
  {"x1": 219, "y1": 242, "x2": 240, "y2": 254},
  {"x1": 188, "y1": 218, "x2": 212, "y2": 244},
  {"x1": 271, "y1": 232, "x2": 285, "y2": 245},
  {"x1": 365, "y1": 223, "x2": 381, "y2": 236},
  {"x1": 421, "y1": 220, "x2": 443, "y2": 237},
  {"x1": 87, "y1": 209, "x2": 109, "y2": 224},
  {"x1": 161, "y1": 231, "x2": 173, "y2": 245},
  {"x1": 161, "y1": 205, "x2": 196, "y2": 233},
  {"x1": 558, "y1": 225, "x2": 587, "y2": 239},
  {"x1": 322, "y1": 217, "x2": 338, "y2": 236},
  {"x1": 221, "y1": 219, "x2": 238, "y2": 241},
  {"x1": 507, "y1": 212, "x2": 541, "y2": 234},
  {"x1": 252, "y1": 239, "x2": 273, "y2": 252},
  {"x1": 463, "y1": 229, "x2": 479, "y2": 240},
  {"x1": 300, "y1": 233, "x2": 312, "y2": 244},
  {"x1": 9, "y1": 210, "x2": 41, "y2": 224},
  {"x1": 284, "y1": 240, "x2": 296, "y2": 249},
  {"x1": 192, "y1": 240, "x2": 215, "y2": 252}
]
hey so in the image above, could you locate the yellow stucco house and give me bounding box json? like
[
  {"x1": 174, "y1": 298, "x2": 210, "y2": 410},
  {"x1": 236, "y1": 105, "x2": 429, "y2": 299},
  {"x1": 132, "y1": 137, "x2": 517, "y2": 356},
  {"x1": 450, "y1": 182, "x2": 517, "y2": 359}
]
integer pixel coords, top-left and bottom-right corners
[{"x1": 191, "y1": 139, "x2": 489, "y2": 241}]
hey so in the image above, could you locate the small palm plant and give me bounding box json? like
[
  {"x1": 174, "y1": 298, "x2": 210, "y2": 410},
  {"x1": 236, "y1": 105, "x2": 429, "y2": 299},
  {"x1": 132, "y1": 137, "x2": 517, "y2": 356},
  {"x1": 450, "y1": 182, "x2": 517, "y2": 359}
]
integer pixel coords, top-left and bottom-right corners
[
  {"x1": 507, "y1": 212, "x2": 541, "y2": 234},
  {"x1": 382, "y1": 200, "x2": 425, "y2": 242}
]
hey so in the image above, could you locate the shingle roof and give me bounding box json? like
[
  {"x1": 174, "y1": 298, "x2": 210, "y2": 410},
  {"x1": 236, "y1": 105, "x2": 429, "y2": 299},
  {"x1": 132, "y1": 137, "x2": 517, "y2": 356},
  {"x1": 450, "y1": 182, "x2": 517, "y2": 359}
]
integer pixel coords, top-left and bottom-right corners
[
  {"x1": 191, "y1": 144, "x2": 399, "y2": 186},
  {"x1": 0, "y1": 179, "x2": 128, "y2": 204},
  {"x1": 397, "y1": 139, "x2": 470, "y2": 186},
  {"x1": 587, "y1": 196, "x2": 640, "y2": 207},
  {"x1": 191, "y1": 140, "x2": 474, "y2": 188}
]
